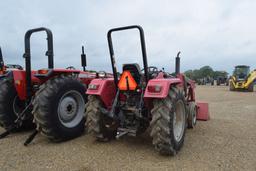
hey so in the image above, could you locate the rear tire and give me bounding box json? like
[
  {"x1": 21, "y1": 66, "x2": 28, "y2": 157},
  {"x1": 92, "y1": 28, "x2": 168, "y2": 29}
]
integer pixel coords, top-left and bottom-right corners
[
  {"x1": 32, "y1": 75, "x2": 87, "y2": 142},
  {"x1": 85, "y1": 95, "x2": 118, "y2": 142},
  {"x1": 0, "y1": 77, "x2": 34, "y2": 130},
  {"x1": 150, "y1": 87, "x2": 187, "y2": 155}
]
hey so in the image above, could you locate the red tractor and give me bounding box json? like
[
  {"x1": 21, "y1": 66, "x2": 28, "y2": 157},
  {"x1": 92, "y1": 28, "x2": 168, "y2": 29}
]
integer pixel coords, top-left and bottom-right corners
[
  {"x1": 0, "y1": 27, "x2": 98, "y2": 145},
  {"x1": 86, "y1": 25, "x2": 209, "y2": 155},
  {"x1": 0, "y1": 47, "x2": 23, "y2": 76}
]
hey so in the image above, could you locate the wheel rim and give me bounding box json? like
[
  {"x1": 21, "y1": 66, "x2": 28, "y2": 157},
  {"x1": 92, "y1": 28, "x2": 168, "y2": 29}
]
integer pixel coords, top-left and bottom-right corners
[
  {"x1": 12, "y1": 96, "x2": 24, "y2": 117},
  {"x1": 173, "y1": 100, "x2": 186, "y2": 142},
  {"x1": 58, "y1": 90, "x2": 85, "y2": 128}
]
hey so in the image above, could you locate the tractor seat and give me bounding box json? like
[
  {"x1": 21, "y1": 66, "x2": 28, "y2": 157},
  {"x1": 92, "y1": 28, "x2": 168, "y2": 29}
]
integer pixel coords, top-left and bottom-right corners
[{"x1": 122, "y1": 63, "x2": 142, "y2": 84}]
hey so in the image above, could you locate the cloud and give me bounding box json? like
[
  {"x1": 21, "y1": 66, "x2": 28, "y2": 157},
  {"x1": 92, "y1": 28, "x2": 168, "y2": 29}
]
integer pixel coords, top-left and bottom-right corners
[{"x1": 0, "y1": 0, "x2": 255, "y2": 74}]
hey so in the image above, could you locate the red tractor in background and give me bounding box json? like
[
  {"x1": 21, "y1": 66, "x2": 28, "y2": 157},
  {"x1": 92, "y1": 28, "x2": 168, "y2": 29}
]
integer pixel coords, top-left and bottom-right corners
[
  {"x1": 0, "y1": 47, "x2": 23, "y2": 76},
  {"x1": 86, "y1": 25, "x2": 209, "y2": 155},
  {"x1": 0, "y1": 27, "x2": 98, "y2": 145}
]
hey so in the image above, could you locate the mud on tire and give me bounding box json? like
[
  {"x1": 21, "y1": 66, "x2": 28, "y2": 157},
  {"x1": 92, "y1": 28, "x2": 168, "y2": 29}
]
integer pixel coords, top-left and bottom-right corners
[
  {"x1": 150, "y1": 87, "x2": 187, "y2": 155},
  {"x1": 32, "y1": 74, "x2": 87, "y2": 142},
  {"x1": 0, "y1": 77, "x2": 34, "y2": 130},
  {"x1": 85, "y1": 95, "x2": 117, "y2": 141}
]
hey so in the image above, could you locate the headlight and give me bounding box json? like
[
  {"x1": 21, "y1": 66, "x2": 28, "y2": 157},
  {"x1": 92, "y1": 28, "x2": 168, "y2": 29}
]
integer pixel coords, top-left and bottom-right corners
[{"x1": 98, "y1": 71, "x2": 107, "y2": 78}]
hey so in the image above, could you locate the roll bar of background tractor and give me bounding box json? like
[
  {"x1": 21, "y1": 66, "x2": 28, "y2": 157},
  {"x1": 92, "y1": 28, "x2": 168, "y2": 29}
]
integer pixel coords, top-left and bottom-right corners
[
  {"x1": 0, "y1": 47, "x2": 4, "y2": 71},
  {"x1": 23, "y1": 27, "x2": 54, "y2": 102},
  {"x1": 107, "y1": 25, "x2": 149, "y2": 89}
]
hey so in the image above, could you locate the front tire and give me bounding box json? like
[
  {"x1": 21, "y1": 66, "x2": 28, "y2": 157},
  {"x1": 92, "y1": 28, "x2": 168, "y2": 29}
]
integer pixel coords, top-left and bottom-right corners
[
  {"x1": 187, "y1": 102, "x2": 197, "y2": 129},
  {"x1": 32, "y1": 75, "x2": 87, "y2": 142},
  {"x1": 150, "y1": 87, "x2": 187, "y2": 155}
]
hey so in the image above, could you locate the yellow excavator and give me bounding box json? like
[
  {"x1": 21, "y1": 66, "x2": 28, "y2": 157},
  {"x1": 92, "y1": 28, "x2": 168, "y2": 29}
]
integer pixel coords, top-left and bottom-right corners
[{"x1": 229, "y1": 65, "x2": 256, "y2": 92}]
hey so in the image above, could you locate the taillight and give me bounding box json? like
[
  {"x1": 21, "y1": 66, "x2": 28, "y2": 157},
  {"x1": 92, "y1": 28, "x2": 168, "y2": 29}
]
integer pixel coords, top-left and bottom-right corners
[
  {"x1": 148, "y1": 85, "x2": 162, "y2": 93},
  {"x1": 88, "y1": 84, "x2": 99, "y2": 90}
]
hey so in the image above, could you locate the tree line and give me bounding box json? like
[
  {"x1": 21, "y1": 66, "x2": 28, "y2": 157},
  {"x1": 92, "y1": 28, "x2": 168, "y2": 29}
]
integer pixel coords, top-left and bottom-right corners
[{"x1": 184, "y1": 66, "x2": 228, "y2": 80}]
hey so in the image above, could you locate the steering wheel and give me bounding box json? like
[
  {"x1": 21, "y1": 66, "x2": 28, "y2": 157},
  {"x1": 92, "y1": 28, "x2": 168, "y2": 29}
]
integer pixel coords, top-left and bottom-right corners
[
  {"x1": 141, "y1": 66, "x2": 159, "y2": 79},
  {"x1": 148, "y1": 66, "x2": 158, "y2": 73},
  {"x1": 6, "y1": 64, "x2": 23, "y2": 70},
  {"x1": 141, "y1": 66, "x2": 158, "y2": 73},
  {"x1": 66, "y1": 66, "x2": 76, "y2": 70}
]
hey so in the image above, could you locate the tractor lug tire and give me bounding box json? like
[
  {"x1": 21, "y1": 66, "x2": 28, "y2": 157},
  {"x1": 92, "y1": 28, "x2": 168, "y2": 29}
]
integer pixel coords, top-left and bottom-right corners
[
  {"x1": 32, "y1": 74, "x2": 87, "y2": 142},
  {"x1": 150, "y1": 87, "x2": 187, "y2": 156},
  {"x1": 85, "y1": 95, "x2": 117, "y2": 142}
]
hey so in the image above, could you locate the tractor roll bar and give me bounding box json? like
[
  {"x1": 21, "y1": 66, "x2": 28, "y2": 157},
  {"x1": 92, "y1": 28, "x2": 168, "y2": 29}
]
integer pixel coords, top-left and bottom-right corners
[
  {"x1": 175, "y1": 51, "x2": 181, "y2": 75},
  {"x1": 23, "y1": 27, "x2": 54, "y2": 101},
  {"x1": 107, "y1": 25, "x2": 149, "y2": 88}
]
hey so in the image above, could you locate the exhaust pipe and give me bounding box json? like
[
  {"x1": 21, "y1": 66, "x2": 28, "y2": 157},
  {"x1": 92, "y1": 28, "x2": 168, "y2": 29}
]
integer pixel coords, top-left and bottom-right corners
[
  {"x1": 175, "y1": 51, "x2": 181, "y2": 75},
  {"x1": 81, "y1": 46, "x2": 87, "y2": 72},
  {"x1": 0, "y1": 47, "x2": 4, "y2": 70}
]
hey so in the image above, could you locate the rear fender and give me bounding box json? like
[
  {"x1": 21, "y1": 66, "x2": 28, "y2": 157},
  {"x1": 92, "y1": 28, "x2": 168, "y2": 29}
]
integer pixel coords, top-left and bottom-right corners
[
  {"x1": 51, "y1": 69, "x2": 80, "y2": 75},
  {"x1": 86, "y1": 78, "x2": 116, "y2": 108},
  {"x1": 35, "y1": 69, "x2": 98, "y2": 85},
  {"x1": 144, "y1": 78, "x2": 181, "y2": 99},
  {"x1": 35, "y1": 69, "x2": 80, "y2": 78},
  {"x1": 33, "y1": 69, "x2": 83, "y2": 86}
]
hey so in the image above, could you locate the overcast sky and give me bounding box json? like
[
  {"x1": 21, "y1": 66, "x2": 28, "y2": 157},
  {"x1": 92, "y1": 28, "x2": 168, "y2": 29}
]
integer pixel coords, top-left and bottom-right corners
[{"x1": 0, "y1": 0, "x2": 255, "y2": 74}]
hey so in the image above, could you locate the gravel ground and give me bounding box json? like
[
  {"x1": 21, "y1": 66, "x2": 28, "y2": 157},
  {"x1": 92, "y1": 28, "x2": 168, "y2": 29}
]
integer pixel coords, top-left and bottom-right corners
[{"x1": 0, "y1": 86, "x2": 255, "y2": 171}]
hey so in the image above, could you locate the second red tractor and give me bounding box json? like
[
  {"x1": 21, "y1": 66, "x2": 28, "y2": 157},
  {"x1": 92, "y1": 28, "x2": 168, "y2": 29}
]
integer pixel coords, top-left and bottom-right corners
[{"x1": 86, "y1": 25, "x2": 208, "y2": 155}]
